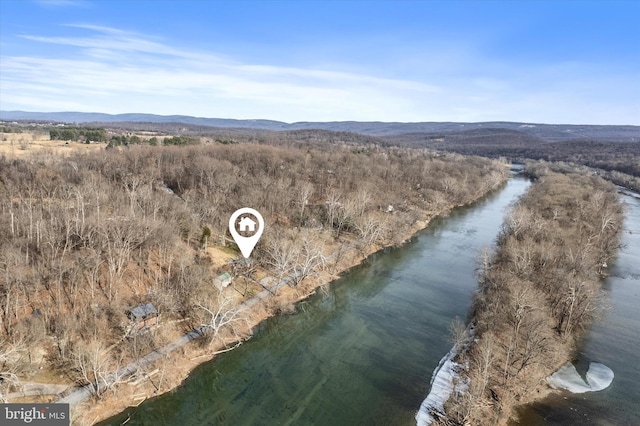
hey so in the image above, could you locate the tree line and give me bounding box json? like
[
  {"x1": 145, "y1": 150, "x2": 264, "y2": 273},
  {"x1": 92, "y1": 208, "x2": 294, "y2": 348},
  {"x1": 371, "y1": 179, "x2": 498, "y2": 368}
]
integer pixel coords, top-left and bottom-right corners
[
  {"x1": 49, "y1": 127, "x2": 108, "y2": 143},
  {"x1": 0, "y1": 126, "x2": 23, "y2": 133},
  {"x1": 48, "y1": 126, "x2": 200, "y2": 147},
  {"x1": 525, "y1": 159, "x2": 640, "y2": 193},
  {"x1": 106, "y1": 135, "x2": 198, "y2": 148}
]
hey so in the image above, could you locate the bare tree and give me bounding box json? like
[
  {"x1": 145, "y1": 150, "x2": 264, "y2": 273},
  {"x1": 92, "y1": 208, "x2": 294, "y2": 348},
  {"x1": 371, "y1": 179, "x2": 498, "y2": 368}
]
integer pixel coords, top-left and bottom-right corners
[
  {"x1": 473, "y1": 333, "x2": 494, "y2": 399},
  {"x1": 72, "y1": 338, "x2": 112, "y2": 396},
  {"x1": 296, "y1": 182, "x2": 314, "y2": 218},
  {"x1": 516, "y1": 314, "x2": 547, "y2": 374},
  {"x1": 265, "y1": 238, "x2": 296, "y2": 282},
  {"x1": 290, "y1": 238, "x2": 326, "y2": 287},
  {"x1": 325, "y1": 189, "x2": 342, "y2": 232},
  {"x1": 503, "y1": 205, "x2": 533, "y2": 240},
  {"x1": 98, "y1": 219, "x2": 145, "y2": 301},
  {"x1": 354, "y1": 213, "x2": 386, "y2": 246},
  {"x1": 448, "y1": 317, "x2": 468, "y2": 352},
  {"x1": 71, "y1": 337, "x2": 132, "y2": 397},
  {"x1": 0, "y1": 338, "x2": 24, "y2": 402},
  {"x1": 196, "y1": 291, "x2": 248, "y2": 344}
]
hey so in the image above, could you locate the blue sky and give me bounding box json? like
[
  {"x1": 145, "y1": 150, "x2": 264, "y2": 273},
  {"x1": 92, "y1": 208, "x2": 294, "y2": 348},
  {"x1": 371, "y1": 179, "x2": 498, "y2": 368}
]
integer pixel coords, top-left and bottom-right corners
[{"x1": 0, "y1": 0, "x2": 638, "y2": 124}]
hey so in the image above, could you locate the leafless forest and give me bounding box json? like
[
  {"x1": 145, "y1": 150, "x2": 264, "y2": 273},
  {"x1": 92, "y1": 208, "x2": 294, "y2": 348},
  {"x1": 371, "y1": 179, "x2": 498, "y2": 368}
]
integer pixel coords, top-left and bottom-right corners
[
  {"x1": 386, "y1": 128, "x2": 640, "y2": 182},
  {"x1": 442, "y1": 168, "x2": 624, "y2": 424},
  {"x1": 0, "y1": 138, "x2": 508, "y2": 401}
]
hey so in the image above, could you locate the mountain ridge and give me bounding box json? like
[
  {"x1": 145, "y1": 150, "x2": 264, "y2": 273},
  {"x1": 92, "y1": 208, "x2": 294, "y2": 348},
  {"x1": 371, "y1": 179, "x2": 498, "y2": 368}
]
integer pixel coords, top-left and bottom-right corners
[
  {"x1": 0, "y1": 110, "x2": 640, "y2": 142},
  {"x1": 1, "y1": 110, "x2": 638, "y2": 142}
]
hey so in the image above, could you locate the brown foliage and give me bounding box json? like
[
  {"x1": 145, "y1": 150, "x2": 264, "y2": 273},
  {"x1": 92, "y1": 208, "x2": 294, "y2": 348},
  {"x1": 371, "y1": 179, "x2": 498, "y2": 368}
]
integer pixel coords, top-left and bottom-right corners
[
  {"x1": 445, "y1": 171, "x2": 624, "y2": 424},
  {"x1": 0, "y1": 141, "x2": 508, "y2": 389}
]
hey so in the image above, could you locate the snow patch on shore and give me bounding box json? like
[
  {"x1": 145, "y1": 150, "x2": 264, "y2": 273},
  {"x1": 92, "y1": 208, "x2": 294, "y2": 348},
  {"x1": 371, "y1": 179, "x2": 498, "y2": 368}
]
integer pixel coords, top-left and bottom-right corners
[
  {"x1": 415, "y1": 348, "x2": 466, "y2": 426},
  {"x1": 547, "y1": 362, "x2": 614, "y2": 393}
]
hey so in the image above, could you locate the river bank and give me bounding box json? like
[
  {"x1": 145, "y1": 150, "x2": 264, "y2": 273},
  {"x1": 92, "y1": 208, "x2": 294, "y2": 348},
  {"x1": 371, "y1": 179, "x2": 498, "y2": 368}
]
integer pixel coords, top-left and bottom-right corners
[
  {"x1": 68, "y1": 176, "x2": 511, "y2": 425},
  {"x1": 96, "y1": 173, "x2": 530, "y2": 426}
]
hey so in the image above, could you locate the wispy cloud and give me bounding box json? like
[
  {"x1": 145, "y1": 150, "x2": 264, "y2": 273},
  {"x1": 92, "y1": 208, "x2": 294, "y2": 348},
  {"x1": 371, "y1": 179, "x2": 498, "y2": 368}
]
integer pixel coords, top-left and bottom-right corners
[
  {"x1": 1, "y1": 24, "x2": 638, "y2": 124},
  {"x1": 21, "y1": 24, "x2": 187, "y2": 57},
  {"x1": 34, "y1": 0, "x2": 90, "y2": 8},
  {"x1": 2, "y1": 25, "x2": 442, "y2": 121}
]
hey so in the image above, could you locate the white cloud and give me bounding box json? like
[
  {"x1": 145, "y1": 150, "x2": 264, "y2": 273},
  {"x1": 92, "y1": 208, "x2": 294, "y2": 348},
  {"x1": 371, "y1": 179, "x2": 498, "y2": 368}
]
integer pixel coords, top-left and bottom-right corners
[{"x1": 1, "y1": 24, "x2": 638, "y2": 124}]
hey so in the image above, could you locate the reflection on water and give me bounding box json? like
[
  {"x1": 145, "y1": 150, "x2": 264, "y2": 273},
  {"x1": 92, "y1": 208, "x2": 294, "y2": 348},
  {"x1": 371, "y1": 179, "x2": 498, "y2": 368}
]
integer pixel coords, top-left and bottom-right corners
[
  {"x1": 514, "y1": 190, "x2": 640, "y2": 425},
  {"x1": 98, "y1": 179, "x2": 530, "y2": 426}
]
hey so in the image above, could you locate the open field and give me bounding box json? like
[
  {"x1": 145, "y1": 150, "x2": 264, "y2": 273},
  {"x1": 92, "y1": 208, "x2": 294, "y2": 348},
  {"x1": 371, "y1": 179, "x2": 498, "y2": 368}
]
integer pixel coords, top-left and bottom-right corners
[{"x1": 0, "y1": 131, "x2": 105, "y2": 157}]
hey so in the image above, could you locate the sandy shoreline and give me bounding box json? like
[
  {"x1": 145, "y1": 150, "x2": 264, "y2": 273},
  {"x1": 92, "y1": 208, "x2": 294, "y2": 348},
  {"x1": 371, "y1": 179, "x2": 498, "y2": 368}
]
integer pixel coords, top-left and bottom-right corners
[{"x1": 66, "y1": 183, "x2": 507, "y2": 426}]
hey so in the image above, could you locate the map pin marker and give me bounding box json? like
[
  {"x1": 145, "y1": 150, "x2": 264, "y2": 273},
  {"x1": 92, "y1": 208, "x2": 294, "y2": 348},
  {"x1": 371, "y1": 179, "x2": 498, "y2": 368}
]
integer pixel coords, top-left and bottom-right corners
[{"x1": 229, "y1": 208, "x2": 264, "y2": 258}]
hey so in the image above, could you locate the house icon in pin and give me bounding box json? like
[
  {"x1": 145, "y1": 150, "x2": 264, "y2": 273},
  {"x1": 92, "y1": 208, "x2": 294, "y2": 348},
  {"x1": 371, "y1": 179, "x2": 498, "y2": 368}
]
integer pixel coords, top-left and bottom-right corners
[{"x1": 238, "y1": 216, "x2": 257, "y2": 233}]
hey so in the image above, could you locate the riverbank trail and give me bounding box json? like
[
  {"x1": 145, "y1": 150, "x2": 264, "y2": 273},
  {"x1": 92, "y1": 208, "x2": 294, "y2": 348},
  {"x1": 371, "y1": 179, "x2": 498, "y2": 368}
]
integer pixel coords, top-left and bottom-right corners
[
  {"x1": 56, "y1": 272, "x2": 297, "y2": 407},
  {"x1": 7, "y1": 382, "x2": 69, "y2": 399}
]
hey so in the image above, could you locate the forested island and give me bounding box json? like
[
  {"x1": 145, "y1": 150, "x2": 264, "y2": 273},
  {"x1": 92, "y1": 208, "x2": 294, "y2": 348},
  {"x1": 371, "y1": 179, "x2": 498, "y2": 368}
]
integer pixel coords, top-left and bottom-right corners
[{"x1": 435, "y1": 167, "x2": 624, "y2": 424}]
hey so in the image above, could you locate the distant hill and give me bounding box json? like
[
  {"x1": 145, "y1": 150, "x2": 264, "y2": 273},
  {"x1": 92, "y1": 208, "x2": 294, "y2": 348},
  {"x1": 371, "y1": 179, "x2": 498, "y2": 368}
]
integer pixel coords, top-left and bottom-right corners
[
  {"x1": 2, "y1": 110, "x2": 639, "y2": 179},
  {"x1": 0, "y1": 111, "x2": 286, "y2": 131},
  {"x1": 385, "y1": 127, "x2": 640, "y2": 177},
  {"x1": 1, "y1": 110, "x2": 638, "y2": 142}
]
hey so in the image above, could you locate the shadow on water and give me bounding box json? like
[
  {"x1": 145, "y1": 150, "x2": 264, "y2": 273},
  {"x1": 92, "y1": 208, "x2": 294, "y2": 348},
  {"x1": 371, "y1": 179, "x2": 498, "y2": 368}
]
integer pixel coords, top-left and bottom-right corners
[{"x1": 98, "y1": 178, "x2": 530, "y2": 426}]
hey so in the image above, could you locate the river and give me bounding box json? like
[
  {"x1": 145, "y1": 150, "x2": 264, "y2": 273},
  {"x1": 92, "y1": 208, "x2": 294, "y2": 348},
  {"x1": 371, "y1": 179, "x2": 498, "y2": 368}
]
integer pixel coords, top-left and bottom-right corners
[
  {"x1": 98, "y1": 177, "x2": 529, "y2": 426},
  {"x1": 98, "y1": 179, "x2": 640, "y2": 426}
]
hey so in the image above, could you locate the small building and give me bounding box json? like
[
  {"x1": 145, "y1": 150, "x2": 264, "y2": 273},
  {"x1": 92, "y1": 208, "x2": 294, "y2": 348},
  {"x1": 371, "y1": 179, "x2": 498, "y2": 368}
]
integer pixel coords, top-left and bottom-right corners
[
  {"x1": 214, "y1": 272, "x2": 233, "y2": 290},
  {"x1": 238, "y1": 216, "x2": 256, "y2": 233},
  {"x1": 126, "y1": 303, "x2": 159, "y2": 335}
]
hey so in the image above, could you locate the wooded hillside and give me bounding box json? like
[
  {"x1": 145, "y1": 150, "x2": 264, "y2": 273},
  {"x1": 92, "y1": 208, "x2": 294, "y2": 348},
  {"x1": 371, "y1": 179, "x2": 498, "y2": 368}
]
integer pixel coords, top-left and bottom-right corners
[
  {"x1": 387, "y1": 129, "x2": 640, "y2": 179},
  {"x1": 0, "y1": 141, "x2": 508, "y2": 402}
]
